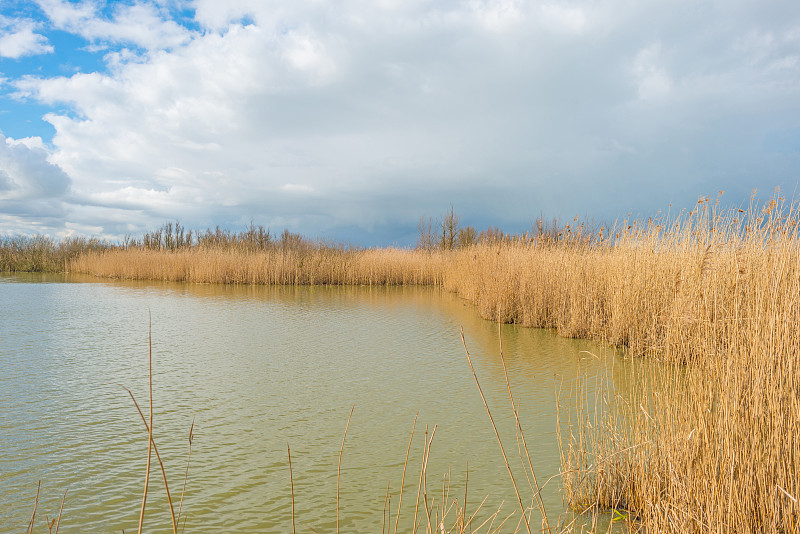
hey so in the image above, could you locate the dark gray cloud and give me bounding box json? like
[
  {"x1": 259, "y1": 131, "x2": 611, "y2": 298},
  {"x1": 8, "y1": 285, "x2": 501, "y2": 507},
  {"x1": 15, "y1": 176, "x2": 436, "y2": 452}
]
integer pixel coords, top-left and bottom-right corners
[
  {"x1": 0, "y1": 133, "x2": 72, "y2": 234},
  {"x1": 0, "y1": 135, "x2": 69, "y2": 198}
]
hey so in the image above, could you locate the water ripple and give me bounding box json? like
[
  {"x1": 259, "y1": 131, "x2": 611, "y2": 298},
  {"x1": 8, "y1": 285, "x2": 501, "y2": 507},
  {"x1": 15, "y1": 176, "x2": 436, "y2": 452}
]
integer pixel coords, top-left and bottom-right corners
[{"x1": 0, "y1": 275, "x2": 623, "y2": 532}]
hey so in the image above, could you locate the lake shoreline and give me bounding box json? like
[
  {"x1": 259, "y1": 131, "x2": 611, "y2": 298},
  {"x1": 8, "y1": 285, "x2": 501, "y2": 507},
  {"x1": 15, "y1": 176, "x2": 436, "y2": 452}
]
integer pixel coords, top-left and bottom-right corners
[{"x1": 4, "y1": 199, "x2": 800, "y2": 532}]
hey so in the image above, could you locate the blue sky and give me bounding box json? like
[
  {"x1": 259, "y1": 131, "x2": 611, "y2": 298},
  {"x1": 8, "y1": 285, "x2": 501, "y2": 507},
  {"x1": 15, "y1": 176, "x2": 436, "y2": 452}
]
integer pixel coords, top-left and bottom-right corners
[{"x1": 0, "y1": 0, "x2": 798, "y2": 245}]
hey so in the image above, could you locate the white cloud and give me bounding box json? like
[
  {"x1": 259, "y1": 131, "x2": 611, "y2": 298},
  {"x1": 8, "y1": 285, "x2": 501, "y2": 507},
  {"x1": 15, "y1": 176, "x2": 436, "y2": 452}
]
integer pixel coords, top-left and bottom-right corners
[
  {"x1": 85, "y1": 186, "x2": 174, "y2": 210},
  {"x1": 282, "y1": 30, "x2": 338, "y2": 83},
  {"x1": 0, "y1": 17, "x2": 53, "y2": 58},
  {"x1": 2, "y1": 0, "x2": 798, "y2": 242},
  {"x1": 192, "y1": 0, "x2": 262, "y2": 31},
  {"x1": 36, "y1": 0, "x2": 192, "y2": 51}
]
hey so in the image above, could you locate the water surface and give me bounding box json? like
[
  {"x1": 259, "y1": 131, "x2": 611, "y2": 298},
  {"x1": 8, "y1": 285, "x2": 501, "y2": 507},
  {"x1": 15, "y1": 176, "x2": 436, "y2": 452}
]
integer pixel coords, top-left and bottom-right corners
[{"x1": 1, "y1": 274, "x2": 625, "y2": 532}]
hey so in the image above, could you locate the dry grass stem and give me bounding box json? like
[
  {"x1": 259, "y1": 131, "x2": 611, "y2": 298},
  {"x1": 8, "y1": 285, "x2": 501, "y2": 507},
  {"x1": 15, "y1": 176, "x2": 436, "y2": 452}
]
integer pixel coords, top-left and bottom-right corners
[
  {"x1": 124, "y1": 386, "x2": 177, "y2": 533},
  {"x1": 337, "y1": 403, "x2": 355, "y2": 534},
  {"x1": 177, "y1": 417, "x2": 195, "y2": 528},
  {"x1": 137, "y1": 316, "x2": 154, "y2": 534},
  {"x1": 27, "y1": 481, "x2": 40, "y2": 534},
  {"x1": 288, "y1": 442, "x2": 296, "y2": 534},
  {"x1": 461, "y1": 328, "x2": 532, "y2": 534},
  {"x1": 383, "y1": 482, "x2": 391, "y2": 534},
  {"x1": 496, "y1": 311, "x2": 551, "y2": 533},
  {"x1": 52, "y1": 489, "x2": 66, "y2": 534},
  {"x1": 394, "y1": 412, "x2": 419, "y2": 534}
]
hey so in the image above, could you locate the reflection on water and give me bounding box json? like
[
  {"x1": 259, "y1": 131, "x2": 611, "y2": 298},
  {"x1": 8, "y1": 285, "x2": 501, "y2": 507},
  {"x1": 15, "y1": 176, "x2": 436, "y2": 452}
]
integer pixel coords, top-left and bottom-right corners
[{"x1": 0, "y1": 273, "x2": 629, "y2": 532}]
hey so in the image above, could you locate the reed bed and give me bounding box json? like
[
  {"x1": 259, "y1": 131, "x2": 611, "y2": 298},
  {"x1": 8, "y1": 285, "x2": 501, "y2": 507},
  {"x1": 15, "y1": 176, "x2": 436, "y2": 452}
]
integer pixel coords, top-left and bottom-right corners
[
  {"x1": 561, "y1": 316, "x2": 800, "y2": 532},
  {"x1": 552, "y1": 197, "x2": 800, "y2": 533},
  {"x1": 67, "y1": 246, "x2": 447, "y2": 286}
]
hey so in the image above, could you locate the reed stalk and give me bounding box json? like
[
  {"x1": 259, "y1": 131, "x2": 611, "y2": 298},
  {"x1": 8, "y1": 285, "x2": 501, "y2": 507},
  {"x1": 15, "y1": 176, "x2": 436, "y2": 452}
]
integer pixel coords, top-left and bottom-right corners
[
  {"x1": 288, "y1": 442, "x2": 296, "y2": 534},
  {"x1": 124, "y1": 386, "x2": 178, "y2": 533},
  {"x1": 394, "y1": 413, "x2": 419, "y2": 534},
  {"x1": 461, "y1": 329, "x2": 532, "y2": 534},
  {"x1": 52, "y1": 489, "x2": 66, "y2": 534},
  {"x1": 27, "y1": 481, "x2": 40, "y2": 534},
  {"x1": 496, "y1": 311, "x2": 551, "y2": 533},
  {"x1": 136, "y1": 317, "x2": 154, "y2": 534},
  {"x1": 337, "y1": 404, "x2": 355, "y2": 534},
  {"x1": 177, "y1": 418, "x2": 194, "y2": 529}
]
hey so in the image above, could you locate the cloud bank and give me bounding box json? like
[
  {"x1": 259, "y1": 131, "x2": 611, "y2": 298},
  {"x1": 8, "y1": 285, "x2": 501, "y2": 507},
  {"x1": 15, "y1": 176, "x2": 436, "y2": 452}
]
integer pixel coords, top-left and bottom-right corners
[{"x1": 1, "y1": 0, "x2": 798, "y2": 243}]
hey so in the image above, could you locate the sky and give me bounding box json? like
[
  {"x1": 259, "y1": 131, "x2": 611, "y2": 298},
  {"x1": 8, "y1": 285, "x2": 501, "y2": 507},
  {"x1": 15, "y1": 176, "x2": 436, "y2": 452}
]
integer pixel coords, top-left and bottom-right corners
[{"x1": 0, "y1": 0, "x2": 798, "y2": 246}]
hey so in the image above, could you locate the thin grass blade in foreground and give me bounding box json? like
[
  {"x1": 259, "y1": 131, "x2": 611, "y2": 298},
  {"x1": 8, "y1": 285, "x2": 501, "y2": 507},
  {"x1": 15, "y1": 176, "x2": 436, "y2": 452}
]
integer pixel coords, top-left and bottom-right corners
[
  {"x1": 460, "y1": 328, "x2": 533, "y2": 534},
  {"x1": 337, "y1": 403, "x2": 355, "y2": 534},
  {"x1": 52, "y1": 489, "x2": 66, "y2": 534},
  {"x1": 394, "y1": 413, "x2": 419, "y2": 534},
  {"x1": 124, "y1": 387, "x2": 178, "y2": 533},
  {"x1": 177, "y1": 417, "x2": 195, "y2": 530},
  {"x1": 27, "y1": 481, "x2": 41, "y2": 534},
  {"x1": 496, "y1": 311, "x2": 551, "y2": 533},
  {"x1": 137, "y1": 315, "x2": 154, "y2": 534},
  {"x1": 125, "y1": 316, "x2": 194, "y2": 534},
  {"x1": 288, "y1": 442, "x2": 296, "y2": 534}
]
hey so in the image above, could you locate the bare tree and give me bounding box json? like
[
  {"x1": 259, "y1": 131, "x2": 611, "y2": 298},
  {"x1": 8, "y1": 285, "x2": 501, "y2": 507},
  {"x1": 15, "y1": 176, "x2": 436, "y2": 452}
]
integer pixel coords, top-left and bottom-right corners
[
  {"x1": 457, "y1": 225, "x2": 477, "y2": 248},
  {"x1": 416, "y1": 216, "x2": 434, "y2": 251},
  {"x1": 440, "y1": 204, "x2": 459, "y2": 250}
]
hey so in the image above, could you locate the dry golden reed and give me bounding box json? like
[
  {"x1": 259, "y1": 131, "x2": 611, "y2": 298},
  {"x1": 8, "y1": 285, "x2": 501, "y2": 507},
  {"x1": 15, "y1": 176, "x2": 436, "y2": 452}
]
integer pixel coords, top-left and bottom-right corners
[
  {"x1": 68, "y1": 246, "x2": 447, "y2": 286},
  {"x1": 552, "y1": 196, "x2": 800, "y2": 533}
]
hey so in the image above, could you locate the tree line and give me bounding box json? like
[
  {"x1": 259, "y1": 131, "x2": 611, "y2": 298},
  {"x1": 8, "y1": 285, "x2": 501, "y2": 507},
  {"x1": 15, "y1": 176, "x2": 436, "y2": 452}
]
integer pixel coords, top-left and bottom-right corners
[{"x1": 416, "y1": 205, "x2": 604, "y2": 251}]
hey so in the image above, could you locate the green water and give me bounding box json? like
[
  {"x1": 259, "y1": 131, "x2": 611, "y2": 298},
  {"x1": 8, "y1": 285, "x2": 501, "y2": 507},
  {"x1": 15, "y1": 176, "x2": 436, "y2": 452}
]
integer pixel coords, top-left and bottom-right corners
[{"x1": 0, "y1": 273, "x2": 625, "y2": 532}]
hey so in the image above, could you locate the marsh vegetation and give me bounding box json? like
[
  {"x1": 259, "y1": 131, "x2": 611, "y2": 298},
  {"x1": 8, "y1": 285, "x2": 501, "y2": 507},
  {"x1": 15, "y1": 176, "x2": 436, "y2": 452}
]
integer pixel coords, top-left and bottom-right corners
[{"x1": 5, "y1": 194, "x2": 799, "y2": 532}]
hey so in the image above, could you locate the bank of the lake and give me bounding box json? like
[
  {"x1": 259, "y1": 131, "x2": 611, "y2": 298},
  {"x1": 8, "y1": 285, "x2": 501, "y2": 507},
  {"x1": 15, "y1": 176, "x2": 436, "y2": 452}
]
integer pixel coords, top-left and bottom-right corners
[{"x1": 4, "y1": 198, "x2": 800, "y2": 532}]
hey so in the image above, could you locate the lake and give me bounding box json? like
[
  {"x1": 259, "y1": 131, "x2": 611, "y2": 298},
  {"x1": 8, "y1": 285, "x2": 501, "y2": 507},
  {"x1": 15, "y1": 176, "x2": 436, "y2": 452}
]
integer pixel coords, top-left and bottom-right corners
[{"x1": 0, "y1": 273, "x2": 625, "y2": 532}]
